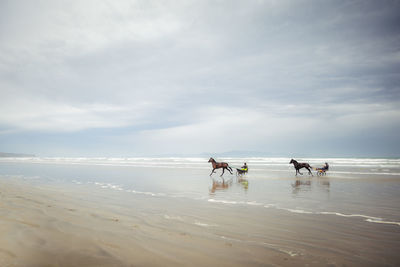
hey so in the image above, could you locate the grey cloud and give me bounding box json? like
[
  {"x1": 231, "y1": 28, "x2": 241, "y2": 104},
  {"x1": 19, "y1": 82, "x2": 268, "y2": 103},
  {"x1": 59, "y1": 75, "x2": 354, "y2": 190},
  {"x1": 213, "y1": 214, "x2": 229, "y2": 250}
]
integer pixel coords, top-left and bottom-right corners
[{"x1": 0, "y1": 0, "x2": 399, "y2": 156}]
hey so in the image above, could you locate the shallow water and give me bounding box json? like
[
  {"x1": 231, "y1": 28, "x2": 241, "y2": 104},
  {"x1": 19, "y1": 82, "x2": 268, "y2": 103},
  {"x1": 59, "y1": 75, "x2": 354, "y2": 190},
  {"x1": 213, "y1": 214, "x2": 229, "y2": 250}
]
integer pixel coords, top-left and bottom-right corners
[{"x1": 1, "y1": 157, "x2": 400, "y2": 226}]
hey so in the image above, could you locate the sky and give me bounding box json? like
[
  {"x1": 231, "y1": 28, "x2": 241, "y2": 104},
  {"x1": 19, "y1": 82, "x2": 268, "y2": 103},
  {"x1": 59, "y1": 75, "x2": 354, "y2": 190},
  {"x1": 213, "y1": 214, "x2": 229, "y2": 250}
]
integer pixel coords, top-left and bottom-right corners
[{"x1": 1, "y1": 0, "x2": 400, "y2": 157}]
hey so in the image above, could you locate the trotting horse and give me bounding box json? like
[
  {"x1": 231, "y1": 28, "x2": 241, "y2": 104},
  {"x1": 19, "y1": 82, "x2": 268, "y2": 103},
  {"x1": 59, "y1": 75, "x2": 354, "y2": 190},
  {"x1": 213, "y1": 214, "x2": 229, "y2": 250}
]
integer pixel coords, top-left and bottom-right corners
[
  {"x1": 290, "y1": 159, "x2": 313, "y2": 176},
  {"x1": 208, "y1": 158, "x2": 233, "y2": 177}
]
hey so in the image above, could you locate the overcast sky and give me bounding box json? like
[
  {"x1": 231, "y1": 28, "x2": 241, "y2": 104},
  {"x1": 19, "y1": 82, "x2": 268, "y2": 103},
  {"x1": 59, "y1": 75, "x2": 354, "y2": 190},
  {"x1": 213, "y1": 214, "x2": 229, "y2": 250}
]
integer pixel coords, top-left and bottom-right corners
[{"x1": 1, "y1": 0, "x2": 399, "y2": 157}]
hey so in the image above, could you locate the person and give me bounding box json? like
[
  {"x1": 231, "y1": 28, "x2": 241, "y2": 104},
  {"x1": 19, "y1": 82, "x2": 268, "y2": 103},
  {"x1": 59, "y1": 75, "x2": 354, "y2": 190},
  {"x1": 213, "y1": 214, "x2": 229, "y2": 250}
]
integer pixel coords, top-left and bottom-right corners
[
  {"x1": 323, "y1": 162, "x2": 329, "y2": 171},
  {"x1": 316, "y1": 162, "x2": 329, "y2": 176},
  {"x1": 241, "y1": 163, "x2": 248, "y2": 172}
]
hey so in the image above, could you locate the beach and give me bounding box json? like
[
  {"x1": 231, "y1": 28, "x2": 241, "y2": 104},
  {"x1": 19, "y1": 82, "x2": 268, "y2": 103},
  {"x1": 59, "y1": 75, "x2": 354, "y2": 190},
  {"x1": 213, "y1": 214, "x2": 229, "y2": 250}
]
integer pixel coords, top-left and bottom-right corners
[{"x1": 1, "y1": 157, "x2": 400, "y2": 266}]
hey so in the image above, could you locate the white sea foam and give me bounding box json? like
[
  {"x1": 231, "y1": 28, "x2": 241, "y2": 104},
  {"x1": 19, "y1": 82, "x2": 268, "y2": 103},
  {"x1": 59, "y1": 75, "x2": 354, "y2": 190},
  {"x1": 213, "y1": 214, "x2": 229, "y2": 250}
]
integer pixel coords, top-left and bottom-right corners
[
  {"x1": 260, "y1": 205, "x2": 400, "y2": 226},
  {"x1": 318, "y1": 212, "x2": 382, "y2": 220},
  {"x1": 164, "y1": 214, "x2": 184, "y2": 221},
  {"x1": 331, "y1": 171, "x2": 400, "y2": 176},
  {"x1": 282, "y1": 250, "x2": 298, "y2": 257},
  {"x1": 219, "y1": 235, "x2": 300, "y2": 257},
  {"x1": 365, "y1": 219, "x2": 400, "y2": 226},
  {"x1": 194, "y1": 221, "x2": 217, "y2": 227},
  {"x1": 89, "y1": 181, "x2": 165, "y2": 197},
  {"x1": 246, "y1": 201, "x2": 263, "y2": 206},
  {"x1": 129, "y1": 190, "x2": 160, "y2": 197},
  {"x1": 284, "y1": 209, "x2": 314, "y2": 214},
  {"x1": 208, "y1": 199, "x2": 238, "y2": 204},
  {"x1": 206, "y1": 199, "x2": 400, "y2": 227}
]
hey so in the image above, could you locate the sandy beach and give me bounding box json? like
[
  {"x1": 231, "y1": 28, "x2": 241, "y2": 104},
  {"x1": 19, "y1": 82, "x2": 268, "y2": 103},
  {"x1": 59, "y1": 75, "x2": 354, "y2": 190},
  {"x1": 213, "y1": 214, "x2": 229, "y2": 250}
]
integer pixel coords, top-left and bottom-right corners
[
  {"x1": 1, "y1": 158, "x2": 400, "y2": 266},
  {"x1": 0, "y1": 180, "x2": 399, "y2": 266}
]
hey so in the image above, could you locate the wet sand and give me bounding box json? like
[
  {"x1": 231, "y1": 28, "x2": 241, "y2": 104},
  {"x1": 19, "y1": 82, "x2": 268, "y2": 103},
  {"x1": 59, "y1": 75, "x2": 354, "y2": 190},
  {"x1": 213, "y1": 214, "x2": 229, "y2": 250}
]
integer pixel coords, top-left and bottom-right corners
[{"x1": 1, "y1": 178, "x2": 400, "y2": 266}]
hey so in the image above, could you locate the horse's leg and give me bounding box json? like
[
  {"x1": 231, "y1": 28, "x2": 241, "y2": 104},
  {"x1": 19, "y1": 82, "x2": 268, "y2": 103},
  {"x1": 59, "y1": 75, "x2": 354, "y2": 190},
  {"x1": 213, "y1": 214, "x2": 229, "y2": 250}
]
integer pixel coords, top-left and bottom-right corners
[
  {"x1": 306, "y1": 165, "x2": 313, "y2": 176},
  {"x1": 227, "y1": 166, "x2": 233, "y2": 174},
  {"x1": 210, "y1": 168, "x2": 215, "y2": 176},
  {"x1": 298, "y1": 168, "x2": 303, "y2": 175},
  {"x1": 220, "y1": 167, "x2": 225, "y2": 177}
]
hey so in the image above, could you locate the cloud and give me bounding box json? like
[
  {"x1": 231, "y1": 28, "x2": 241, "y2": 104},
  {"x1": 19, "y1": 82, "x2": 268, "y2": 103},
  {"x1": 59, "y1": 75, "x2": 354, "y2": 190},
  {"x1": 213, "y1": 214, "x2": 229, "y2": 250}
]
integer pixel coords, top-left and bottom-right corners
[
  {"x1": 0, "y1": 97, "x2": 134, "y2": 132},
  {"x1": 112, "y1": 100, "x2": 400, "y2": 155},
  {"x1": 0, "y1": 0, "x2": 399, "y2": 156}
]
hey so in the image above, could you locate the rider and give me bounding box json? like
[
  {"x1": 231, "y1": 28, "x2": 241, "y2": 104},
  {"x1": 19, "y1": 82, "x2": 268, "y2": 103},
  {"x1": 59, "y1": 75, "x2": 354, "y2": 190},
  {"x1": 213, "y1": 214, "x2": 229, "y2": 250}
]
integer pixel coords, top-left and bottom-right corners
[
  {"x1": 323, "y1": 162, "x2": 329, "y2": 171},
  {"x1": 241, "y1": 163, "x2": 248, "y2": 172}
]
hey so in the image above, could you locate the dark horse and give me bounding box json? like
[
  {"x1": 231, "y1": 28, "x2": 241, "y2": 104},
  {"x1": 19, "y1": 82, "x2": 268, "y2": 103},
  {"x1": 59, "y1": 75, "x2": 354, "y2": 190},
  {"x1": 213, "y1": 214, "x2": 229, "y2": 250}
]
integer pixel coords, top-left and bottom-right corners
[
  {"x1": 208, "y1": 158, "x2": 233, "y2": 177},
  {"x1": 290, "y1": 159, "x2": 313, "y2": 176}
]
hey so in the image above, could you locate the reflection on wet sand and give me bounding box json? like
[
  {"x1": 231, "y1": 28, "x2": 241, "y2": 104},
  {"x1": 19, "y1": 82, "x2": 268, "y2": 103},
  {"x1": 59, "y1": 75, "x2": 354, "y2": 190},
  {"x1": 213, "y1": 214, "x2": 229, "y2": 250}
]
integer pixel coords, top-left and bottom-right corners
[
  {"x1": 210, "y1": 179, "x2": 232, "y2": 194},
  {"x1": 317, "y1": 177, "x2": 330, "y2": 192},
  {"x1": 209, "y1": 177, "x2": 249, "y2": 194},
  {"x1": 291, "y1": 179, "x2": 312, "y2": 194},
  {"x1": 291, "y1": 177, "x2": 330, "y2": 194},
  {"x1": 237, "y1": 177, "x2": 249, "y2": 191}
]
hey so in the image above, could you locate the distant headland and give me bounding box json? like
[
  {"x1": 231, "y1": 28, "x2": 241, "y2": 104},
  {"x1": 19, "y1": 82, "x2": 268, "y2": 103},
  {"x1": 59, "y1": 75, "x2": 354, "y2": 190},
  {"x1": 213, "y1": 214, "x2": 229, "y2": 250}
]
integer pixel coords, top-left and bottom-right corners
[{"x1": 0, "y1": 152, "x2": 36, "y2": 157}]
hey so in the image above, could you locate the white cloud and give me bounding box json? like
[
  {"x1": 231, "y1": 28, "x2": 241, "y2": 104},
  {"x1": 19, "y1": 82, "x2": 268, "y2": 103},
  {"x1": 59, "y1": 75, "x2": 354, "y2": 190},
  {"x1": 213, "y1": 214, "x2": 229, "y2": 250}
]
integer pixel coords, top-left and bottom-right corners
[
  {"x1": 118, "y1": 101, "x2": 400, "y2": 155},
  {"x1": 0, "y1": 92, "x2": 150, "y2": 132}
]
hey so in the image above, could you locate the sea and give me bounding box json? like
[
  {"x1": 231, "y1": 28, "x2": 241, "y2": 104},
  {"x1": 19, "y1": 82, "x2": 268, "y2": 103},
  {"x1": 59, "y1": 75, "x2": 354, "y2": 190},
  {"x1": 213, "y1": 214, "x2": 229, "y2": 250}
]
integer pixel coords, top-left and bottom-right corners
[{"x1": 1, "y1": 157, "x2": 399, "y2": 227}]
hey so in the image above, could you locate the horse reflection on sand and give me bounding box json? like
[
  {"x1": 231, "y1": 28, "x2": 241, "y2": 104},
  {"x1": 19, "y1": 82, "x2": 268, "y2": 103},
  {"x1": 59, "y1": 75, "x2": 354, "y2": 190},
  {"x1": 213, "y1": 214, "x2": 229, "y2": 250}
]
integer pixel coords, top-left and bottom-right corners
[
  {"x1": 209, "y1": 179, "x2": 232, "y2": 194},
  {"x1": 292, "y1": 177, "x2": 330, "y2": 194},
  {"x1": 209, "y1": 176, "x2": 249, "y2": 194},
  {"x1": 292, "y1": 179, "x2": 312, "y2": 194}
]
